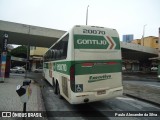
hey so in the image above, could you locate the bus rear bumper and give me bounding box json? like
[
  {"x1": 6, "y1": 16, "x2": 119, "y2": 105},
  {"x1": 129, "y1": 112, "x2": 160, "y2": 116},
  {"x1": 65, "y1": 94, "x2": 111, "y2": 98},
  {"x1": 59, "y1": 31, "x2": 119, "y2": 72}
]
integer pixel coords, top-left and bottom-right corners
[{"x1": 70, "y1": 86, "x2": 123, "y2": 104}]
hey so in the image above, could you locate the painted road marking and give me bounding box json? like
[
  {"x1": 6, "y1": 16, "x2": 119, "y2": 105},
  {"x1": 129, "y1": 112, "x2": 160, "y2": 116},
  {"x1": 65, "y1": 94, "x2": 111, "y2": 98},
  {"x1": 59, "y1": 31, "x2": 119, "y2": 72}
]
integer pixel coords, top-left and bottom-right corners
[
  {"x1": 116, "y1": 97, "x2": 143, "y2": 109},
  {"x1": 146, "y1": 84, "x2": 160, "y2": 89},
  {"x1": 116, "y1": 97, "x2": 135, "y2": 101}
]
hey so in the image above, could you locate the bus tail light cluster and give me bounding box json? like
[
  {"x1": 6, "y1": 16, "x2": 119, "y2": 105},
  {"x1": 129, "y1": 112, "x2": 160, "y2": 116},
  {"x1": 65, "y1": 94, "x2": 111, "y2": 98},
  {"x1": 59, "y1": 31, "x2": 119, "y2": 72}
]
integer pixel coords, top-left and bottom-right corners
[
  {"x1": 70, "y1": 65, "x2": 75, "y2": 81},
  {"x1": 105, "y1": 62, "x2": 117, "y2": 65},
  {"x1": 81, "y1": 62, "x2": 117, "y2": 67},
  {"x1": 70, "y1": 65, "x2": 75, "y2": 92},
  {"x1": 81, "y1": 63, "x2": 94, "y2": 67}
]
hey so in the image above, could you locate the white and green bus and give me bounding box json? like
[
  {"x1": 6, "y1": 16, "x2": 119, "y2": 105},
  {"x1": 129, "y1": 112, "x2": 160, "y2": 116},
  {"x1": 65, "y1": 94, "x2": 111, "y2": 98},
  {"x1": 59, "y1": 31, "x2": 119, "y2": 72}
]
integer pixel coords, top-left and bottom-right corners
[{"x1": 43, "y1": 25, "x2": 123, "y2": 104}]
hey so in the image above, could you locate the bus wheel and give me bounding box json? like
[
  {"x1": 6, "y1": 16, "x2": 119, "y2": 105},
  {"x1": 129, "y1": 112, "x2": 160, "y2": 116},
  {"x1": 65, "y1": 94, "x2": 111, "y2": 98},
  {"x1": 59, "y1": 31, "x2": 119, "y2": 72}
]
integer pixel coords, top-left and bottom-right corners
[{"x1": 57, "y1": 83, "x2": 63, "y2": 99}]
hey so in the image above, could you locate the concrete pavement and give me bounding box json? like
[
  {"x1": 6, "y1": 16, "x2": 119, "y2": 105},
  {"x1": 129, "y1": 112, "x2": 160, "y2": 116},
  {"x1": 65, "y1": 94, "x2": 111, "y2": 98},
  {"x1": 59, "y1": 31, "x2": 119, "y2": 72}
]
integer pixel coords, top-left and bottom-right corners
[
  {"x1": 123, "y1": 72, "x2": 160, "y2": 105},
  {"x1": 123, "y1": 72, "x2": 159, "y2": 81},
  {"x1": 0, "y1": 74, "x2": 46, "y2": 119},
  {"x1": 1, "y1": 72, "x2": 159, "y2": 119}
]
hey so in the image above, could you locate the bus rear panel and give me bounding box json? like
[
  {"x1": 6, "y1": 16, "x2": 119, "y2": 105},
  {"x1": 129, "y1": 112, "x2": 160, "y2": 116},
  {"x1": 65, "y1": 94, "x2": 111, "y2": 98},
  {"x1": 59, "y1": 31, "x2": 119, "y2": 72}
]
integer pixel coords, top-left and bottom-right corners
[
  {"x1": 69, "y1": 26, "x2": 123, "y2": 104},
  {"x1": 43, "y1": 25, "x2": 123, "y2": 104}
]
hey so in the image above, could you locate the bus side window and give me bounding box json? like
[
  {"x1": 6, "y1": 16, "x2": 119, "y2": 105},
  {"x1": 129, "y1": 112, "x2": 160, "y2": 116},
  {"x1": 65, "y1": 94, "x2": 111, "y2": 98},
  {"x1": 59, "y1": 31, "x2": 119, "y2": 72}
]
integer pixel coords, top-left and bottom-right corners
[
  {"x1": 51, "y1": 50, "x2": 53, "y2": 59},
  {"x1": 56, "y1": 50, "x2": 61, "y2": 59},
  {"x1": 48, "y1": 50, "x2": 51, "y2": 60},
  {"x1": 61, "y1": 34, "x2": 69, "y2": 59},
  {"x1": 49, "y1": 33, "x2": 69, "y2": 61},
  {"x1": 52, "y1": 50, "x2": 55, "y2": 60},
  {"x1": 59, "y1": 49, "x2": 63, "y2": 58},
  {"x1": 54, "y1": 50, "x2": 57, "y2": 60},
  {"x1": 63, "y1": 41, "x2": 68, "y2": 57}
]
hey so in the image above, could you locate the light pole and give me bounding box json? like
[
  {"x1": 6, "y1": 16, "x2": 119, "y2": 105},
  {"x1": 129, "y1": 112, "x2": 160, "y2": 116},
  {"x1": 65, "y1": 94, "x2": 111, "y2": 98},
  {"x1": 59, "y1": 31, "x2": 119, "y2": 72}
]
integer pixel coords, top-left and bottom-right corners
[
  {"x1": 86, "y1": 5, "x2": 89, "y2": 25},
  {"x1": 142, "y1": 24, "x2": 147, "y2": 46}
]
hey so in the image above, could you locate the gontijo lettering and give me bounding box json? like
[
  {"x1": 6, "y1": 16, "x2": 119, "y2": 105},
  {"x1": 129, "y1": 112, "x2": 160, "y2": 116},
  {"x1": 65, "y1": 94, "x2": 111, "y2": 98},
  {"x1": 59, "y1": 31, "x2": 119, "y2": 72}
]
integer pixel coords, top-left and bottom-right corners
[{"x1": 77, "y1": 39, "x2": 107, "y2": 45}]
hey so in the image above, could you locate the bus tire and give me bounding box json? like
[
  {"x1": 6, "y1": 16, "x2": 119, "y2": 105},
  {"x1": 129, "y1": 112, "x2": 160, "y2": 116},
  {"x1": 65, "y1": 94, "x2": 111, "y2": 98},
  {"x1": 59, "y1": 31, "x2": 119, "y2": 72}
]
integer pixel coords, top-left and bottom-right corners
[{"x1": 57, "y1": 83, "x2": 63, "y2": 99}]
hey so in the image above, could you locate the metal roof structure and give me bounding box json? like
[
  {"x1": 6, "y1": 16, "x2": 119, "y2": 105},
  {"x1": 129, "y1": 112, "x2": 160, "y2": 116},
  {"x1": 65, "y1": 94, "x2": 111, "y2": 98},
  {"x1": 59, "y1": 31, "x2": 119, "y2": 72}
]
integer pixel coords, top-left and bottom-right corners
[{"x1": 121, "y1": 42, "x2": 158, "y2": 61}]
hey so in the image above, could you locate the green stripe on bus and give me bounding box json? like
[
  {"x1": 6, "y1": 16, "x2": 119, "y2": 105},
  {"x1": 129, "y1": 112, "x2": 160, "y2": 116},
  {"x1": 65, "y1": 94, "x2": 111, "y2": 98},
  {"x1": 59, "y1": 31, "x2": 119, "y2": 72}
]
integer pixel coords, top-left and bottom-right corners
[
  {"x1": 75, "y1": 60, "x2": 122, "y2": 75},
  {"x1": 53, "y1": 61, "x2": 74, "y2": 75},
  {"x1": 44, "y1": 60, "x2": 122, "y2": 75}
]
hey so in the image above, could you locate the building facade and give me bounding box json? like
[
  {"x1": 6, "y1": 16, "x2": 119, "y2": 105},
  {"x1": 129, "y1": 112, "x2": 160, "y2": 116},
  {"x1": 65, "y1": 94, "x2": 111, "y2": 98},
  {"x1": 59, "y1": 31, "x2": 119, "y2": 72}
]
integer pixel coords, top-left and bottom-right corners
[
  {"x1": 30, "y1": 47, "x2": 48, "y2": 71},
  {"x1": 131, "y1": 36, "x2": 158, "y2": 49},
  {"x1": 126, "y1": 36, "x2": 159, "y2": 72}
]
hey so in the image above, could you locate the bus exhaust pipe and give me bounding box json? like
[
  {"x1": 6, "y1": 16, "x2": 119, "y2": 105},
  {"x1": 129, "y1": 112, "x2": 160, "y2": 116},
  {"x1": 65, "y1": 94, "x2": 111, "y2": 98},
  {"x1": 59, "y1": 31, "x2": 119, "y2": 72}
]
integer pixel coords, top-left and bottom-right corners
[{"x1": 84, "y1": 98, "x2": 89, "y2": 103}]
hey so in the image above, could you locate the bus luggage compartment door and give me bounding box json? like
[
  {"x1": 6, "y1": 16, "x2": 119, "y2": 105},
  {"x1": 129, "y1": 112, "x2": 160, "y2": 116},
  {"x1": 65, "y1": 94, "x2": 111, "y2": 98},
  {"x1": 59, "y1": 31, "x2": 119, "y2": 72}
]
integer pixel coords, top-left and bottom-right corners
[{"x1": 74, "y1": 61, "x2": 122, "y2": 93}]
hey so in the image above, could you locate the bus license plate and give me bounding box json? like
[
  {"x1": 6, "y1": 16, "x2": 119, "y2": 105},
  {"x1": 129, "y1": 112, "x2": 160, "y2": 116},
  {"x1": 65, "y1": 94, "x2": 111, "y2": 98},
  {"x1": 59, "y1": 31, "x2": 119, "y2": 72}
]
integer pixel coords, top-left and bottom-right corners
[{"x1": 97, "y1": 90, "x2": 106, "y2": 95}]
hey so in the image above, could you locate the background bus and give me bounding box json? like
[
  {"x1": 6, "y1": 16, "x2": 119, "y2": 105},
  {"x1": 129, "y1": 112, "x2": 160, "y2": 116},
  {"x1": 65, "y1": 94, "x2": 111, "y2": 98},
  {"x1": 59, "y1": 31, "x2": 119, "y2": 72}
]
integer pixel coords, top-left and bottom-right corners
[{"x1": 43, "y1": 25, "x2": 123, "y2": 104}]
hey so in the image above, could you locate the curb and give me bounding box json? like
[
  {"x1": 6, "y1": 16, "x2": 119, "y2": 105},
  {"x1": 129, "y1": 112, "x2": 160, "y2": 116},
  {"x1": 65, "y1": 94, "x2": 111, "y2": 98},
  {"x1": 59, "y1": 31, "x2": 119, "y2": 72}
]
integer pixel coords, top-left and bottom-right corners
[
  {"x1": 123, "y1": 93, "x2": 160, "y2": 108},
  {"x1": 25, "y1": 76, "x2": 48, "y2": 120}
]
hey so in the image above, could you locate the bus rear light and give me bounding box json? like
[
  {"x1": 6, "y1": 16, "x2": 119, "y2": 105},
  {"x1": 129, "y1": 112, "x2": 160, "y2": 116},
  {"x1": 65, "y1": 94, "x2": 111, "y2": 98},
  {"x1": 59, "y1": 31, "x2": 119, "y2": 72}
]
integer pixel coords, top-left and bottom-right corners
[
  {"x1": 70, "y1": 65, "x2": 75, "y2": 81},
  {"x1": 82, "y1": 63, "x2": 94, "y2": 67},
  {"x1": 70, "y1": 65, "x2": 75, "y2": 92},
  {"x1": 81, "y1": 62, "x2": 117, "y2": 67},
  {"x1": 106, "y1": 62, "x2": 117, "y2": 65}
]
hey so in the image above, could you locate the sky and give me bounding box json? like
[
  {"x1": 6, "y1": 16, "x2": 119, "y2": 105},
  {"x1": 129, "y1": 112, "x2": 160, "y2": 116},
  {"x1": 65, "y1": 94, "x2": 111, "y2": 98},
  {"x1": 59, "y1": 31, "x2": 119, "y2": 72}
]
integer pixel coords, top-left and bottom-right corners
[{"x1": 0, "y1": 0, "x2": 160, "y2": 41}]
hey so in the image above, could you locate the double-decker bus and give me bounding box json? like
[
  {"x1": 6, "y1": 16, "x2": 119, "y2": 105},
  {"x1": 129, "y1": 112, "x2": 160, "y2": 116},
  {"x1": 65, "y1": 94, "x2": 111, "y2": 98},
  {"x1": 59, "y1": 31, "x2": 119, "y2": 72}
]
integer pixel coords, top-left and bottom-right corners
[{"x1": 43, "y1": 25, "x2": 123, "y2": 104}]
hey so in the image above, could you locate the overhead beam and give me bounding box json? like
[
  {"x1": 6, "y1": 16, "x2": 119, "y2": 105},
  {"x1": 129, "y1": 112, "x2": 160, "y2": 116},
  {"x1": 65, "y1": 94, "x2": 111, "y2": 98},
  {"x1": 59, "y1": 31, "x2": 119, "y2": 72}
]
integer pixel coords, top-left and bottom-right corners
[{"x1": 0, "y1": 20, "x2": 66, "y2": 47}]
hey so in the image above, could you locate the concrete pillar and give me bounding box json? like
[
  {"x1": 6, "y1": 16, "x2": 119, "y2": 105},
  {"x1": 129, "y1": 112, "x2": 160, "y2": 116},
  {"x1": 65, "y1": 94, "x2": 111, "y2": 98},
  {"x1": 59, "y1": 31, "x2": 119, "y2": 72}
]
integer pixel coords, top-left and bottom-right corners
[
  {"x1": 158, "y1": 28, "x2": 160, "y2": 79},
  {"x1": 0, "y1": 33, "x2": 8, "y2": 82}
]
